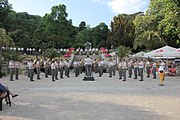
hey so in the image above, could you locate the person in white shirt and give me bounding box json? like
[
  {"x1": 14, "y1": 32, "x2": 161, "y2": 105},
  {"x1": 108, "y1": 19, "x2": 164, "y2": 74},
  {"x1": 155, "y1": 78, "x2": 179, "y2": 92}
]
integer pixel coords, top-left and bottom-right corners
[
  {"x1": 43, "y1": 59, "x2": 48, "y2": 78},
  {"x1": 36, "y1": 59, "x2": 41, "y2": 79},
  {"x1": 9, "y1": 60, "x2": 15, "y2": 81},
  {"x1": 122, "y1": 59, "x2": 127, "y2": 81},
  {"x1": 107, "y1": 59, "x2": 114, "y2": 78},
  {"x1": 98, "y1": 59, "x2": 104, "y2": 77},
  {"x1": 158, "y1": 65, "x2": 165, "y2": 86},
  {"x1": 59, "y1": 59, "x2": 64, "y2": 79},
  {"x1": 29, "y1": 59, "x2": 34, "y2": 82},
  {"x1": 138, "y1": 59, "x2": 144, "y2": 81},
  {"x1": 73, "y1": 60, "x2": 79, "y2": 77},
  {"x1": 118, "y1": 60, "x2": 123, "y2": 79},
  {"x1": 133, "y1": 59, "x2": 138, "y2": 79},
  {"x1": 54, "y1": 59, "x2": 59, "y2": 80},
  {"x1": 51, "y1": 60, "x2": 56, "y2": 82},
  {"x1": 15, "y1": 61, "x2": 20, "y2": 80},
  {"x1": 84, "y1": 56, "x2": 93, "y2": 77},
  {"x1": 127, "y1": 59, "x2": 133, "y2": 78},
  {"x1": 145, "y1": 59, "x2": 151, "y2": 78},
  {"x1": 64, "y1": 59, "x2": 71, "y2": 78}
]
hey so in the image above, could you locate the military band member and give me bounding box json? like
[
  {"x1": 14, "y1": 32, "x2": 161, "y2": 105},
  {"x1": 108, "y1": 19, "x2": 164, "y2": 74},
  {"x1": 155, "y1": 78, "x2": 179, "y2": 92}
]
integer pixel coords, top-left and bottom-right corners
[
  {"x1": 73, "y1": 60, "x2": 79, "y2": 77},
  {"x1": 48, "y1": 60, "x2": 51, "y2": 75},
  {"x1": 44, "y1": 59, "x2": 48, "y2": 78},
  {"x1": 98, "y1": 59, "x2": 104, "y2": 77},
  {"x1": 112, "y1": 59, "x2": 116, "y2": 76},
  {"x1": 152, "y1": 61, "x2": 157, "y2": 79},
  {"x1": 55, "y1": 59, "x2": 59, "y2": 80},
  {"x1": 84, "y1": 55, "x2": 93, "y2": 77},
  {"x1": 36, "y1": 59, "x2": 41, "y2": 79},
  {"x1": 93, "y1": 59, "x2": 98, "y2": 73},
  {"x1": 29, "y1": 59, "x2": 34, "y2": 81},
  {"x1": 145, "y1": 59, "x2": 151, "y2": 78},
  {"x1": 15, "y1": 61, "x2": 20, "y2": 80},
  {"x1": 138, "y1": 59, "x2": 144, "y2": 81},
  {"x1": 122, "y1": 59, "x2": 127, "y2": 81},
  {"x1": 107, "y1": 59, "x2": 114, "y2": 78},
  {"x1": 64, "y1": 59, "x2": 71, "y2": 77},
  {"x1": 59, "y1": 59, "x2": 64, "y2": 79},
  {"x1": 133, "y1": 60, "x2": 138, "y2": 79},
  {"x1": 127, "y1": 59, "x2": 133, "y2": 78},
  {"x1": 27, "y1": 60, "x2": 30, "y2": 78},
  {"x1": 9, "y1": 60, "x2": 15, "y2": 81},
  {"x1": 51, "y1": 60, "x2": 56, "y2": 82},
  {"x1": 118, "y1": 60, "x2": 123, "y2": 79}
]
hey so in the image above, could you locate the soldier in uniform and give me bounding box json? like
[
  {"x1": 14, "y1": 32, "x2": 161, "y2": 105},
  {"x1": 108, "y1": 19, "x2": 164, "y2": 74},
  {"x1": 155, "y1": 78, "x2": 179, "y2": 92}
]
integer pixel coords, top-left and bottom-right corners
[
  {"x1": 36, "y1": 59, "x2": 41, "y2": 79},
  {"x1": 55, "y1": 59, "x2": 59, "y2": 80},
  {"x1": 84, "y1": 55, "x2": 93, "y2": 77},
  {"x1": 138, "y1": 59, "x2": 144, "y2": 81},
  {"x1": 152, "y1": 61, "x2": 157, "y2": 79},
  {"x1": 64, "y1": 59, "x2": 71, "y2": 78},
  {"x1": 27, "y1": 60, "x2": 30, "y2": 78},
  {"x1": 93, "y1": 59, "x2": 98, "y2": 74},
  {"x1": 127, "y1": 59, "x2": 133, "y2": 78},
  {"x1": 9, "y1": 60, "x2": 15, "y2": 81},
  {"x1": 59, "y1": 59, "x2": 64, "y2": 79},
  {"x1": 15, "y1": 61, "x2": 20, "y2": 80},
  {"x1": 133, "y1": 60, "x2": 138, "y2": 79},
  {"x1": 107, "y1": 59, "x2": 114, "y2": 78},
  {"x1": 112, "y1": 59, "x2": 116, "y2": 76},
  {"x1": 122, "y1": 59, "x2": 127, "y2": 81},
  {"x1": 51, "y1": 60, "x2": 56, "y2": 82},
  {"x1": 118, "y1": 60, "x2": 123, "y2": 79},
  {"x1": 98, "y1": 59, "x2": 104, "y2": 77},
  {"x1": 73, "y1": 60, "x2": 79, "y2": 77},
  {"x1": 29, "y1": 59, "x2": 34, "y2": 81},
  {"x1": 44, "y1": 59, "x2": 48, "y2": 78},
  {"x1": 145, "y1": 59, "x2": 151, "y2": 78}
]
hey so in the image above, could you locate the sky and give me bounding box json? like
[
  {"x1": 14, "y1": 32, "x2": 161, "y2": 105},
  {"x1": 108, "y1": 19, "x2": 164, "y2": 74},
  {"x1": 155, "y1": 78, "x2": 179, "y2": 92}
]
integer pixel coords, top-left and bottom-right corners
[{"x1": 8, "y1": 0, "x2": 150, "y2": 27}]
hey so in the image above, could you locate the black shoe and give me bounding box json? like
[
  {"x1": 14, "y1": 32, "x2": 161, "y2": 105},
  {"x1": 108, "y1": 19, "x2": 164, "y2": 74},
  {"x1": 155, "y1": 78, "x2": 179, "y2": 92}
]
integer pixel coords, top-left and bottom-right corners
[
  {"x1": 147, "y1": 76, "x2": 150, "y2": 78},
  {"x1": 61, "y1": 77, "x2": 64, "y2": 79},
  {"x1": 128, "y1": 76, "x2": 131, "y2": 78},
  {"x1": 10, "y1": 80, "x2": 14, "y2": 81},
  {"x1": 139, "y1": 80, "x2": 143, "y2": 81},
  {"x1": 45, "y1": 76, "x2": 48, "y2": 78},
  {"x1": 109, "y1": 76, "x2": 112, "y2": 78},
  {"x1": 113, "y1": 74, "x2": 115, "y2": 76},
  {"x1": 30, "y1": 80, "x2": 34, "y2": 82},
  {"x1": 134, "y1": 78, "x2": 137, "y2": 79},
  {"x1": 67, "y1": 76, "x2": 70, "y2": 78},
  {"x1": 159, "y1": 84, "x2": 164, "y2": 86},
  {"x1": 122, "y1": 80, "x2": 126, "y2": 81},
  {"x1": 52, "y1": 80, "x2": 56, "y2": 82},
  {"x1": 119, "y1": 78, "x2": 122, "y2": 79},
  {"x1": 153, "y1": 78, "x2": 156, "y2": 79},
  {"x1": 56, "y1": 78, "x2": 59, "y2": 80},
  {"x1": 12, "y1": 94, "x2": 19, "y2": 98},
  {"x1": 99, "y1": 75, "x2": 101, "y2": 77},
  {"x1": 37, "y1": 78, "x2": 41, "y2": 80},
  {"x1": 16, "y1": 78, "x2": 19, "y2": 80}
]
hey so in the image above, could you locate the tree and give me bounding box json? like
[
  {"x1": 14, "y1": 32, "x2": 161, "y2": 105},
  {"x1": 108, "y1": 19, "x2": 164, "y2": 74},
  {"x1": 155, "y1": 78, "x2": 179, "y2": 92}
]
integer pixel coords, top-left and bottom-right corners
[
  {"x1": 42, "y1": 48, "x2": 59, "y2": 60},
  {"x1": 108, "y1": 13, "x2": 137, "y2": 48},
  {"x1": 117, "y1": 45, "x2": 131, "y2": 60},
  {"x1": 0, "y1": 0, "x2": 12, "y2": 28},
  {"x1": 79, "y1": 21, "x2": 86, "y2": 31},
  {"x1": 2, "y1": 50, "x2": 26, "y2": 61},
  {"x1": 92, "y1": 22, "x2": 109, "y2": 48},
  {"x1": 0, "y1": 28, "x2": 14, "y2": 61},
  {"x1": 134, "y1": 0, "x2": 180, "y2": 49}
]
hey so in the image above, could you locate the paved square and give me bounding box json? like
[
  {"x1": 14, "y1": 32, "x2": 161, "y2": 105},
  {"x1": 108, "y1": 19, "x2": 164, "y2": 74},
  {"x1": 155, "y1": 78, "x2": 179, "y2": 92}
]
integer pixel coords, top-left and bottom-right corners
[{"x1": 0, "y1": 72, "x2": 180, "y2": 120}]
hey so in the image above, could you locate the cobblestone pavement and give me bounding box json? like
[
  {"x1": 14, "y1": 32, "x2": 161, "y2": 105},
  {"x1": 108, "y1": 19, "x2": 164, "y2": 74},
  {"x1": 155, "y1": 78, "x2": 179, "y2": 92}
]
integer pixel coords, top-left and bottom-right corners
[{"x1": 0, "y1": 72, "x2": 180, "y2": 120}]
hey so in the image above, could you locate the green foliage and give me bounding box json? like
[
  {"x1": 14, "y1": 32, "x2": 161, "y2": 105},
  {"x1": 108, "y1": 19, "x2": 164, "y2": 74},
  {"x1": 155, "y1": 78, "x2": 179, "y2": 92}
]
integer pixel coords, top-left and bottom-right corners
[
  {"x1": 72, "y1": 43, "x2": 85, "y2": 49},
  {"x1": 42, "y1": 48, "x2": 59, "y2": 59},
  {"x1": 108, "y1": 13, "x2": 137, "y2": 48},
  {"x1": 117, "y1": 45, "x2": 131, "y2": 60},
  {"x1": 2, "y1": 50, "x2": 26, "y2": 61}
]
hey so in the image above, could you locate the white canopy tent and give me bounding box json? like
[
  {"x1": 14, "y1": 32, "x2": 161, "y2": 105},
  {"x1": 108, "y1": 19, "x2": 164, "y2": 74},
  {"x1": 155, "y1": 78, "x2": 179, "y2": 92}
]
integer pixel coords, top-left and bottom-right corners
[
  {"x1": 143, "y1": 46, "x2": 178, "y2": 59},
  {"x1": 132, "y1": 51, "x2": 145, "y2": 58}
]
